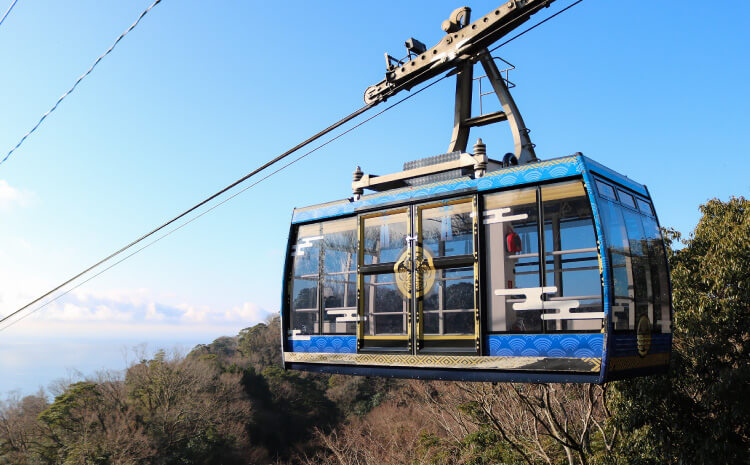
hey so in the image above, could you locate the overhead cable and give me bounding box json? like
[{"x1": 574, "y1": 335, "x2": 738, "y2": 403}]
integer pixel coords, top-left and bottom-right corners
[
  {"x1": 0, "y1": 0, "x2": 18, "y2": 30},
  {"x1": 0, "y1": 73, "x2": 451, "y2": 332},
  {"x1": 0, "y1": 0, "x2": 163, "y2": 165},
  {"x1": 489, "y1": 0, "x2": 585, "y2": 54}
]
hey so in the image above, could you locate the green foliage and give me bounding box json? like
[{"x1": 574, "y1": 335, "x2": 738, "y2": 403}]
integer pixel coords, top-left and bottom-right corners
[
  {"x1": 237, "y1": 317, "x2": 282, "y2": 368},
  {"x1": 459, "y1": 429, "x2": 520, "y2": 465},
  {"x1": 262, "y1": 366, "x2": 338, "y2": 438},
  {"x1": 125, "y1": 351, "x2": 253, "y2": 465},
  {"x1": 610, "y1": 197, "x2": 750, "y2": 464},
  {"x1": 416, "y1": 432, "x2": 459, "y2": 465},
  {"x1": 326, "y1": 374, "x2": 393, "y2": 417}
]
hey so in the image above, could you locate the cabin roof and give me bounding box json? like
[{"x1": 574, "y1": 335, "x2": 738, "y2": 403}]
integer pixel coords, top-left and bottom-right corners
[{"x1": 292, "y1": 154, "x2": 647, "y2": 224}]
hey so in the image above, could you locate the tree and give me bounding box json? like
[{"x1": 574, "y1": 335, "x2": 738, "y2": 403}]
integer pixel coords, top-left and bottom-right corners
[
  {"x1": 0, "y1": 391, "x2": 48, "y2": 465},
  {"x1": 237, "y1": 316, "x2": 282, "y2": 369},
  {"x1": 610, "y1": 196, "x2": 750, "y2": 464},
  {"x1": 125, "y1": 351, "x2": 255, "y2": 465},
  {"x1": 35, "y1": 379, "x2": 154, "y2": 465},
  {"x1": 409, "y1": 381, "x2": 613, "y2": 465}
]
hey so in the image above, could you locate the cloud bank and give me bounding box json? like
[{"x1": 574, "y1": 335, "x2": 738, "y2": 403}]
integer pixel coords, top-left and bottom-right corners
[{"x1": 2, "y1": 287, "x2": 273, "y2": 341}]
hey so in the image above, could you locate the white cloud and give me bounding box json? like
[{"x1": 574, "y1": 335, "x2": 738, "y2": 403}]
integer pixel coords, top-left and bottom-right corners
[
  {"x1": 225, "y1": 301, "x2": 269, "y2": 324},
  {"x1": 144, "y1": 302, "x2": 165, "y2": 321},
  {"x1": 177, "y1": 303, "x2": 209, "y2": 323},
  {"x1": 0, "y1": 180, "x2": 31, "y2": 210},
  {"x1": 42, "y1": 302, "x2": 133, "y2": 323},
  {"x1": 2, "y1": 286, "x2": 269, "y2": 337}
]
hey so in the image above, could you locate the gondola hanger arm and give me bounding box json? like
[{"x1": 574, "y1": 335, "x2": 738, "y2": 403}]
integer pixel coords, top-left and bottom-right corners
[{"x1": 364, "y1": 0, "x2": 555, "y2": 105}]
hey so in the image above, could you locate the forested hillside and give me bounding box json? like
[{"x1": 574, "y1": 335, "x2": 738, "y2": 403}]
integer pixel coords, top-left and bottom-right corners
[{"x1": 1, "y1": 197, "x2": 747, "y2": 465}]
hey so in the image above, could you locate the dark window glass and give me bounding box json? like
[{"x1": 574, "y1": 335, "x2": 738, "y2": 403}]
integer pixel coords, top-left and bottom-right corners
[
  {"x1": 641, "y1": 216, "x2": 672, "y2": 333},
  {"x1": 618, "y1": 190, "x2": 636, "y2": 209},
  {"x1": 637, "y1": 198, "x2": 654, "y2": 216},
  {"x1": 542, "y1": 181, "x2": 603, "y2": 332},
  {"x1": 597, "y1": 199, "x2": 635, "y2": 330},
  {"x1": 484, "y1": 187, "x2": 542, "y2": 332},
  {"x1": 622, "y1": 209, "x2": 653, "y2": 332},
  {"x1": 363, "y1": 273, "x2": 408, "y2": 336},
  {"x1": 422, "y1": 267, "x2": 474, "y2": 335},
  {"x1": 596, "y1": 180, "x2": 617, "y2": 200}
]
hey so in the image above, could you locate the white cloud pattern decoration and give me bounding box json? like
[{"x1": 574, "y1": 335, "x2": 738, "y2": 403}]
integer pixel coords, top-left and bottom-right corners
[
  {"x1": 291, "y1": 236, "x2": 323, "y2": 257},
  {"x1": 288, "y1": 329, "x2": 310, "y2": 341},
  {"x1": 326, "y1": 308, "x2": 362, "y2": 323},
  {"x1": 481, "y1": 207, "x2": 528, "y2": 225},
  {"x1": 494, "y1": 286, "x2": 604, "y2": 320}
]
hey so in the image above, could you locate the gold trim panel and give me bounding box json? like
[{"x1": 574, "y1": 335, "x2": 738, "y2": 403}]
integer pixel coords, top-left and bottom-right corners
[
  {"x1": 608, "y1": 352, "x2": 669, "y2": 372},
  {"x1": 421, "y1": 335, "x2": 475, "y2": 340},
  {"x1": 284, "y1": 352, "x2": 600, "y2": 372}
]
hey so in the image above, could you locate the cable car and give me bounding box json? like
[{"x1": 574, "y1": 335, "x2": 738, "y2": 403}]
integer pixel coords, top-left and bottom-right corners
[{"x1": 280, "y1": 0, "x2": 672, "y2": 383}]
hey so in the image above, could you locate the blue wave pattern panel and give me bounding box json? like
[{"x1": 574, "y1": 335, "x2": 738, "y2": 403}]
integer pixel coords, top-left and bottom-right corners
[
  {"x1": 475, "y1": 157, "x2": 583, "y2": 191},
  {"x1": 293, "y1": 156, "x2": 585, "y2": 223},
  {"x1": 486, "y1": 334, "x2": 604, "y2": 358},
  {"x1": 611, "y1": 333, "x2": 671, "y2": 357},
  {"x1": 291, "y1": 336, "x2": 357, "y2": 353}
]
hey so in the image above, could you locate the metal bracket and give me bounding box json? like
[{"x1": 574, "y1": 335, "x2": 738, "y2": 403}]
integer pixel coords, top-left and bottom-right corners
[
  {"x1": 447, "y1": 50, "x2": 537, "y2": 164},
  {"x1": 364, "y1": 0, "x2": 553, "y2": 164}
]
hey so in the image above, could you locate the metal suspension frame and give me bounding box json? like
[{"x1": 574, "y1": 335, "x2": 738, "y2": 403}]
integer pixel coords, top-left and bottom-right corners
[
  {"x1": 448, "y1": 49, "x2": 537, "y2": 163},
  {"x1": 363, "y1": 0, "x2": 554, "y2": 164}
]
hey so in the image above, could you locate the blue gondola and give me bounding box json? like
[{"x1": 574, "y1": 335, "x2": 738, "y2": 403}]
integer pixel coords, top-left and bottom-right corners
[{"x1": 279, "y1": 0, "x2": 672, "y2": 383}]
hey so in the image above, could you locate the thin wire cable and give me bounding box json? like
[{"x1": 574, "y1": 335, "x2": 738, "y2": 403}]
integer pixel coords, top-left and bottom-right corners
[
  {"x1": 0, "y1": 0, "x2": 163, "y2": 165},
  {"x1": 0, "y1": 55, "x2": 455, "y2": 331},
  {"x1": 0, "y1": 73, "x2": 450, "y2": 332},
  {"x1": 0, "y1": 0, "x2": 18, "y2": 29},
  {"x1": 489, "y1": 0, "x2": 584, "y2": 53},
  {"x1": 0, "y1": 102, "x2": 373, "y2": 329},
  {"x1": 0, "y1": 0, "x2": 584, "y2": 330}
]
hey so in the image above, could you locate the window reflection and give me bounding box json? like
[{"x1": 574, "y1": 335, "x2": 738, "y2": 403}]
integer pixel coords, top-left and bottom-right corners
[
  {"x1": 622, "y1": 209, "x2": 651, "y2": 332},
  {"x1": 484, "y1": 187, "x2": 543, "y2": 332},
  {"x1": 642, "y1": 217, "x2": 671, "y2": 332},
  {"x1": 321, "y1": 220, "x2": 358, "y2": 334},
  {"x1": 485, "y1": 181, "x2": 603, "y2": 333},
  {"x1": 290, "y1": 223, "x2": 321, "y2": 335},
  {"x1": 598, "y1": 200, "x2": 633, "y2": 330},
  {"x1": 290, "y1": 218, "x2": 358, "y2": 335},
  {"x1": 422, "y1": 267, "x2": 474, "y2": 335},
  {"x1": 420, "y1": 203, "x2": 473, "y2": 258},
  {"x1": 363, "y1": 212, "x2": 408, "y2": 265},
  {"x1": 542, "y1": 182, "x2": 603, "y2": 331},
  {"x1": 596, "y1": 183, "x2": 671, "y2": 334},
  {"x1": 363, "y1": 273, "x2": 408, "y2": 335}
]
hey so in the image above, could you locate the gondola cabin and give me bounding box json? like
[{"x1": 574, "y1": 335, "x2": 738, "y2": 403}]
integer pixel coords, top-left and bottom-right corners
[
  {"x1": 279, "y1": 0, "x2": 672, "y2": 383},
  {"x1": 280, "y1": 152, "x2": 672, "y2": 383}
]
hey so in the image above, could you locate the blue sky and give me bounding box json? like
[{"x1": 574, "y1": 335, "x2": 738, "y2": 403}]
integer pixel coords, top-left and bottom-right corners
[{"x1": 1, "y1": 0, "x2": 748, "y2": 395}]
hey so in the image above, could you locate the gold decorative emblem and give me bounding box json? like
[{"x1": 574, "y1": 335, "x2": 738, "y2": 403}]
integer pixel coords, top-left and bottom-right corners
[
  {"x1": 636, "y1": 315, "x2": 651, "y2": 358},
  {"x1": 393, "y1": 246, "x2": 435, "y2": 298}
]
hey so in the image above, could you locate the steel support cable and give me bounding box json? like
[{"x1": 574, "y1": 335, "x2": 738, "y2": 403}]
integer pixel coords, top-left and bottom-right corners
[
  {"x1": 0, "y1": 0, "x2": 585, "y2": 331},
  {"x1": 488, "y1": 0, "x2": 585, "y2": 54},
  {"x1": 0, "y1": 73, "x2": 451, "y2": 332},
  {"x1": 0, "y1": 102, "x2": 371, "y2": 329},
  {"x1": 0, "y1": 0, "x2": 18, "y2": 29},
  {"x1": 0, "y1": 0, "x2": 163, "y2": 165}
]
